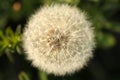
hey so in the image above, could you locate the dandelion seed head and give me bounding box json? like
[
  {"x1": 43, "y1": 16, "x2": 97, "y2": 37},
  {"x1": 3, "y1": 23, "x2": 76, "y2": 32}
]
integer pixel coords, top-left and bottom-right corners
[{"x1": 23, "y1": 4, "x2": 95, "y2": 76}]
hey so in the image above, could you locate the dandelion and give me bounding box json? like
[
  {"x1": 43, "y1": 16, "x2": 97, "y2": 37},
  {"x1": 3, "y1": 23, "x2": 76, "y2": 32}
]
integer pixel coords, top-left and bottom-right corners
[{"x1": 23, "y1": 4, "x2": 95, "y2": 76}]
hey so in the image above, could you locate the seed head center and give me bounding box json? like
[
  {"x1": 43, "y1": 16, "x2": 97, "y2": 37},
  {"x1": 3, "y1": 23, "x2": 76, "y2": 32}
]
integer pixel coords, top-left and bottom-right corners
[{"x1": 45, "y1": 28, "x2": 68, "y2": 51}]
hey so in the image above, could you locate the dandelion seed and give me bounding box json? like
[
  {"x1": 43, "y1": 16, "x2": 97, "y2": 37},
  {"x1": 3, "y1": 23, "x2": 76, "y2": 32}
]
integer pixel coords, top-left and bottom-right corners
[{"x1": 23, "y1": 4, "x2": 95, "y2": 76}]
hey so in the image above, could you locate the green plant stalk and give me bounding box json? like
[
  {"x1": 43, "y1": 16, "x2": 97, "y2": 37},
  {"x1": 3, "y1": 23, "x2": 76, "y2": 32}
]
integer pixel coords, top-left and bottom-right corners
[{"x1": 38, "y1": 70, "x2": 48, "y2": 80}]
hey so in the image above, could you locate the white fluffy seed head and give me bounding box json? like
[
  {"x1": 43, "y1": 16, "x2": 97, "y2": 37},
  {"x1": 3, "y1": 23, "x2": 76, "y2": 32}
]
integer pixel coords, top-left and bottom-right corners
[{"x1": 23, "y1": 4, "x2": 95, "y2": 76}]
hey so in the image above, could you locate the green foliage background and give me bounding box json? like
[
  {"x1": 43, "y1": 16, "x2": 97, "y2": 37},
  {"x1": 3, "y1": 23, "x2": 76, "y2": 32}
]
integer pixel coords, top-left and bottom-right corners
[{"x1": 0, "y1": 0, "x2": 120, "y2": 80}]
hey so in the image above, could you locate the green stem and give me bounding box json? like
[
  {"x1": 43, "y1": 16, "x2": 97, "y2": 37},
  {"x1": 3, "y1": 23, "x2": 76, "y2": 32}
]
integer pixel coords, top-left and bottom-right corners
[{"x1": 38, "y1": 70, "x2": 48, "y2": 80}]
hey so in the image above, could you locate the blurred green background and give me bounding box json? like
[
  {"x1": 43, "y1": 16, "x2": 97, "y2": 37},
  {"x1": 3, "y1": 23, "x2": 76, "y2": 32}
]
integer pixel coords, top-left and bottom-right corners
[{"x1": 0, "y1": 0, "x2": 120, "y2": 80}]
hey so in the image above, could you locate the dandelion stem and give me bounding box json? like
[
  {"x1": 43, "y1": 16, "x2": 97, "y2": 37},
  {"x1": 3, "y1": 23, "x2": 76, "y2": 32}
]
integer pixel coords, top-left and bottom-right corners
[{"x1": 39, "y1": 70, "x2": 48, "y2": 80}]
